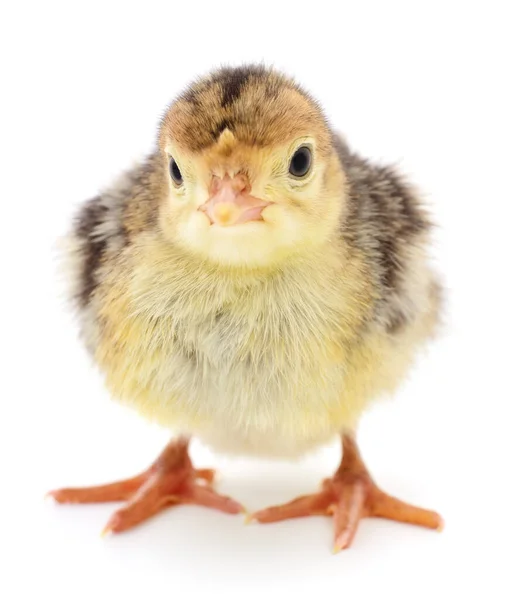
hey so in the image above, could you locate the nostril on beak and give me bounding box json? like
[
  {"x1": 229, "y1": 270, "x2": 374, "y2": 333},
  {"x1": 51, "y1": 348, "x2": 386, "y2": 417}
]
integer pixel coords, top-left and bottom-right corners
[
  {"x1": 210, "y1": 173, "x2": 251, "y2": 196},
  {"x1": 232, "y1": 173, "x2": 251, "y2": 194}
]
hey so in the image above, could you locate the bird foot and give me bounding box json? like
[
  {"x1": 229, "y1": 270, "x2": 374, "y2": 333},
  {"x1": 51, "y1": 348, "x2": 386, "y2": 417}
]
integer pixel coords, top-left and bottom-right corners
[
  {"x1": 251, "y1": 436, "x2": 443, "y2": 552},
  {"x1": 47, "y1": 438, "x2": 244, "y2": 535}
]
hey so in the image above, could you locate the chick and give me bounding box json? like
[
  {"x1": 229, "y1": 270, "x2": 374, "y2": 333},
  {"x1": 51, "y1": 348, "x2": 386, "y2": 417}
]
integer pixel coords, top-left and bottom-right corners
[{"x1": 49, "y1": 65, "x2": 443, "y2": 551}]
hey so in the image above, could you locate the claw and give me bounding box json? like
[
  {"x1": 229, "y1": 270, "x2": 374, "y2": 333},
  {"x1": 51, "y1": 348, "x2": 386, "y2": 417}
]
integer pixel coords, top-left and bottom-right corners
[{"x1": 100, "y1": 525, "x2": 112, "y2": 538}]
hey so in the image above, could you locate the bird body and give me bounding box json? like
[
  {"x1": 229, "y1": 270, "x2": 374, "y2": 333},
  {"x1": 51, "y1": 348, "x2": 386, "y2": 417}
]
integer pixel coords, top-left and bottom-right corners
[
  {"x1": 52, "y1": 65, "x2": 442, "y2": 548},
  {"x1": 67, "y1": 155, "x2": 439, "y2": 458}
]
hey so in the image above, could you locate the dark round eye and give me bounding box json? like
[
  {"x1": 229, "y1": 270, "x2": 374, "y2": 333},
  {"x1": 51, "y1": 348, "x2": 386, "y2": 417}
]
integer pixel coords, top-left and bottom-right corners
[
  {"x1": 169, "y1": 157, "x2": 183, "y2": 185},
  {"x1": 289, "y1": 146, "x2": 312, "y2": 178}
]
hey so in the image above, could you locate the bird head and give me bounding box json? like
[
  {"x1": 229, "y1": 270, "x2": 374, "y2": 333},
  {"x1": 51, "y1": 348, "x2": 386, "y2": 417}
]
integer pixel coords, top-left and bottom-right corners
[{"x1": 158, "y1": 65, "x2": 347, "y2": 269}]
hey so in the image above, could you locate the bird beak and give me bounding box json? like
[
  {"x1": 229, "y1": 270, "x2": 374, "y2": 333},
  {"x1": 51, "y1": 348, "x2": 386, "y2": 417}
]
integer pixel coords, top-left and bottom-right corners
[{"x1": 199, "y1": 174, "x2": 271, "y2": 226}]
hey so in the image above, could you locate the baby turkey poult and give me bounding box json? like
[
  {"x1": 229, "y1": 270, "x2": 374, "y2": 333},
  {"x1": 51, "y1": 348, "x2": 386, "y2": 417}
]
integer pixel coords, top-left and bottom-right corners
[{"x1": 49, "y1": 65, "x2": 443, "y2": 551}]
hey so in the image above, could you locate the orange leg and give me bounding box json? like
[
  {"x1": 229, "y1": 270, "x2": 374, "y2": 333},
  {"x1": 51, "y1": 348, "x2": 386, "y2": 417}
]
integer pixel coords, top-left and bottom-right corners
[
  {"x1": 48, "y1": 438, "x2": 243, "y2": 535},
  {"x1": 252, "y1": 435, "x2": 443, "y2": 552}
]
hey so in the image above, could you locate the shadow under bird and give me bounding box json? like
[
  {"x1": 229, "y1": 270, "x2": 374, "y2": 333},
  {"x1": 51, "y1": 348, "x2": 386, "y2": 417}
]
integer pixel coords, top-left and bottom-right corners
[{"x1": 49, "y1": 65, "x2": 443, "y2": 552}]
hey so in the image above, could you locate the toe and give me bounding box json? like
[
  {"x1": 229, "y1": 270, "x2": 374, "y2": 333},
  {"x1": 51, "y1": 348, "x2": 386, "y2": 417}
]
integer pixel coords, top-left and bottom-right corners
[
  {"x1": 194, "y1": 468, "x2": 217, "y2": 484},
  {"x1": 369, "y1": 489, "x2": 444, "y2": 530},
  {"x1": 185, "y1": 484, "x2": 245, "y2": 515},
  {"x1": 252, "y1": 491, "x2": 333, "y2": 524},
  {"x1": 47, "y1": 474, "x2": 148, "y2": 504},
  {"x1": 332, "y1": 478, "x2": 367, "y2": 551}
]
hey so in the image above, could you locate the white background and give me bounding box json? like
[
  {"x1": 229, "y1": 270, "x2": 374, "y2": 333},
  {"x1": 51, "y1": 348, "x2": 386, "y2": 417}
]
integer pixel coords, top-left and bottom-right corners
[{"x1": 1, "y1": 1, "x2": 514, "y2": 598}]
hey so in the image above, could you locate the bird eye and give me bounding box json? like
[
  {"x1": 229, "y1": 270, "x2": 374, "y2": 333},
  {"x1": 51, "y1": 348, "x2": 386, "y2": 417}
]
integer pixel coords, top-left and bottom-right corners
[
  {"x1": 169, "y1": 157, "x2": 183, "y2": 186},
  {"x1": 289, "y1": 146, "x2": 312, "y2": 178}
]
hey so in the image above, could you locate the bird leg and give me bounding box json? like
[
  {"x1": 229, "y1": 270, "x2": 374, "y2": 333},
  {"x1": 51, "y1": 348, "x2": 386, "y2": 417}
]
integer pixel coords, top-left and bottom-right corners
[
  {"x1": 252, "y1": 434, "x2": 443, "y2": 552},
  {"x1": 48, "y1": 437, "x2": 244, "y2": 535}
]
